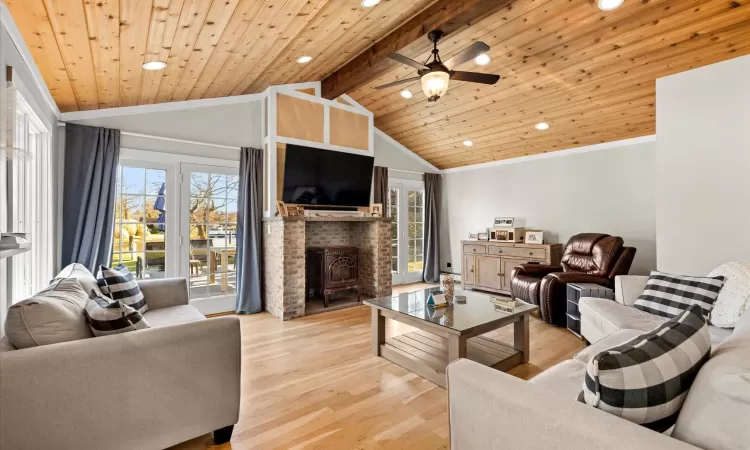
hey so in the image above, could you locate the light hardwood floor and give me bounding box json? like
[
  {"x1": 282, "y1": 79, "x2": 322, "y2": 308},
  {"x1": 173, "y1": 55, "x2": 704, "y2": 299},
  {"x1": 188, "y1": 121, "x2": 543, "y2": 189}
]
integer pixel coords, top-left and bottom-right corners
[{"x1": 171, "y1": 283, "x2": 585, "y2": 450}]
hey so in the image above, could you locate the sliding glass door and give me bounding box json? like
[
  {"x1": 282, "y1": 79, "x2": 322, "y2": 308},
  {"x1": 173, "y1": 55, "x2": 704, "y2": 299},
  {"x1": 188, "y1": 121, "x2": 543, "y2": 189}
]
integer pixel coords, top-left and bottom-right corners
[{"x1": 388, "y1": 179, "x2": 425, "y2": 285}]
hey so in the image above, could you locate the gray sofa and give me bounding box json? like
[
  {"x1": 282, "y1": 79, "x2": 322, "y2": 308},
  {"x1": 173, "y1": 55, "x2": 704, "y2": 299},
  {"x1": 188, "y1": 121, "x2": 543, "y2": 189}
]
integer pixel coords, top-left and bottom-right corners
[
  {"x1": 0, "y1": 264, "x2": 242, "y2": 450},
  {"x1": 448, "y1": 276, "x2": 750, "y2": 449}
]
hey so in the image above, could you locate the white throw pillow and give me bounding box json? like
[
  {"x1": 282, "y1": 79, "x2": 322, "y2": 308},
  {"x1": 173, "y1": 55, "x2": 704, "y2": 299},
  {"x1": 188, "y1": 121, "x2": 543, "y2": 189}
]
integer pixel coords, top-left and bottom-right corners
[
  {"x1": 5, "y1": 278, "x2": 93, "y2": 349},
  {"x1": 707, "y1": 261, "x2": 750, "y2": 328}
]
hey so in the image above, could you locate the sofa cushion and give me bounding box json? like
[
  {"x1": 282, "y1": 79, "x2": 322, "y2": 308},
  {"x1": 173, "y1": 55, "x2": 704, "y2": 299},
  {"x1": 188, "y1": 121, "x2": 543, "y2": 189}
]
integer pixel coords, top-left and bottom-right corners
[
  {"x1": 634, "y1": 271, "x2": 724, "y2": 319},
  {"x1": 706, "y1": 261, "x2": 750, "y2": 328},
  {"x1": 97, "y1": 264, "x2": 148, "y2": 314},
  {"x1": 579, "y1": 305, "x2": 711, "y2": 432},
  {"x1": 143, "y1": 305, "x2": 205, "y2": 328},
  {"x1": 574, "y1": 329, "x2": 645, "y2": 364},
  {"x1": 580, "y1": 297, "x2": 668, "y2": 337},
  {"x1": 5, "y1": 278, "x2": 93, "y2": 349},
  {"x1": 84, "y1": 292, "x2": 150, "y2": 336},
  {"x1": 529, "y1": 360, "x2": 588, "y2": 401},
  {"x1": 672, "y1": 314, "x2": 750, "y2": 449},
  {"x1": 55, "y1": 263, "x2": 103, "y2": 297}
]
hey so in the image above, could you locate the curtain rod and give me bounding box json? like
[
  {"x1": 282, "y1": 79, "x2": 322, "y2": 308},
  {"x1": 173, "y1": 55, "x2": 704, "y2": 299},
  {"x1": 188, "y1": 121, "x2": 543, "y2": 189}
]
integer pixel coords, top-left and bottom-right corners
[
  {"x1": 57, "y1": 122, "x2": 241, "y2": 150},
  {"x1": 388, "y1": 168, "x2": 426, "y2": 175}
]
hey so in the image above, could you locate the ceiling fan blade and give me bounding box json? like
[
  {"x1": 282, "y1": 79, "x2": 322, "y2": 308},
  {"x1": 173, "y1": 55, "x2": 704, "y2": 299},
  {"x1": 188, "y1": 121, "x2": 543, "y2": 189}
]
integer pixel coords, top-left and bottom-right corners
[
  {"x1": 374, "y1": 76, "x2": 422, "y2": 90},
  {"x1": 450, "y1": 71, "x2": 500, "y2": 85},
  {"x1": 388, "y1": 53, "x2": 428, "y2": 70},
  {"x1": 444, "y1": 41, "x2": 491, "y2": 70}
]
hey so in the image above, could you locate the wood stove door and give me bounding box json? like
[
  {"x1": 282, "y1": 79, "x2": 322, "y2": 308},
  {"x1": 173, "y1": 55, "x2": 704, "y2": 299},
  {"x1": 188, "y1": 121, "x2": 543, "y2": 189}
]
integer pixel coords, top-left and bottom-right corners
[{"x1": 325, "y1": 252, "x2": 358, "y2": 288}]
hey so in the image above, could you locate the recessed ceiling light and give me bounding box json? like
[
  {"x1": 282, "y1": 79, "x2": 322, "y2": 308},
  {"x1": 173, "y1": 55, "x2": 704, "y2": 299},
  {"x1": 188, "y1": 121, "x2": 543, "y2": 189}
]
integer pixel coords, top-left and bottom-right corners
[
  {"x1": 400, "y1": 89, "x2": 413, "y2": 99},
  {"x1": 361, "y1": 0, "x2": 381, "y2": 7},
  {"x1": 535, "y1": 122, "x2": 550, "y2": 131},
  {"x1": 474, "y1": 53, "x2": 491, "y2": 66},
  {"x1": 598, "y1": 0, "x2": 624, "y2": 11},
  {"x1": 142, "y1": 61, "x2": 167, "y2": 71},
  {"x1": 463, "y1": 140, "x2": 474, "y2": 147},
  {"x1": 296, "y1": 55, "x2": 313, "y2": 64}
]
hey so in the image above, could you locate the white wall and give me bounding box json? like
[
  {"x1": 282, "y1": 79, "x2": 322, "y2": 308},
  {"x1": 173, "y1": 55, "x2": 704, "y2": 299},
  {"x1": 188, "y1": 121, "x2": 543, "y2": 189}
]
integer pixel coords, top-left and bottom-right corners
[
  {"x1": 68, "y1": 101, "x2": 263, "y2": 160},
  {"x1": 656, "y1": 55, "x2": 750, "y2": 275},
  {"x1": 0, "y1": 10, "x2": 61, "y2": 334},
  {"x1": 441, "y1": 140, "x2": 657, "y2": 276},
  {"x1": 374, "y1": 130, "x2": 438, "y2": 181}
]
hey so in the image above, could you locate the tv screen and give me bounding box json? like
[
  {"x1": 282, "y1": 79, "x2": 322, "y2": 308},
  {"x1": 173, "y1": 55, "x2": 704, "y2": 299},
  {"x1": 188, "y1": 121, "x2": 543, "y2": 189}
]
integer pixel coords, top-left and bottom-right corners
[{"x1": 282, "y1": 144, "x2": 374, "y2": 207}]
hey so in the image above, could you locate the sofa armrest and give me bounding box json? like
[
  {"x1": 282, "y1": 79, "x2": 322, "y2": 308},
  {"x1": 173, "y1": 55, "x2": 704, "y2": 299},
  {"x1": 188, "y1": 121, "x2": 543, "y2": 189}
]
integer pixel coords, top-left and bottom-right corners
[
  {"x1": 513, "y1": 264, "x2": 563, "y2": 277},
  {"x1": 614, "y1": 275, "x2": 649, "y2": 306},
  {"x1": 138, "y1": 277, "x2": 189, "y2": 310},
  {"x1": 0, "y1": 316, "x2": 241, "y2": 450},
  {"x1": 447, "y1": 359, "x2": 697, "y2": 450}
]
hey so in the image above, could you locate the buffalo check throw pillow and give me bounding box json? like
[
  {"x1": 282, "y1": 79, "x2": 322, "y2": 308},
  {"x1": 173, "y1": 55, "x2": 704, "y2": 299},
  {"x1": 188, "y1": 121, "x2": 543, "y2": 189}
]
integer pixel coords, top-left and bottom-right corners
[
  {"x1": 578, "y1": 305, "x2": 711, "y2": 432},
  {"x1": 633, "y1": 271, "x2": 724, "y2": 319},
  {"x1": 97, "y1": 263, "x2": 148, "y2": 314},
  {"x1": 84, "y1": 291, "x2": 150, "y2": 337}
]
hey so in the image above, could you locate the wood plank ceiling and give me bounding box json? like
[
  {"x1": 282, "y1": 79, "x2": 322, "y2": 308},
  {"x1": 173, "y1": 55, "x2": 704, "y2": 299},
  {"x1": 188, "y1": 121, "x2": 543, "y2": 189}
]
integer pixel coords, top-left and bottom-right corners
[
  {"x1": 7, "y1": 0, "x2": 750, "y2": 169},
  {"x1": 5, "y1": 0, "x2": 436, "y2": 110}
]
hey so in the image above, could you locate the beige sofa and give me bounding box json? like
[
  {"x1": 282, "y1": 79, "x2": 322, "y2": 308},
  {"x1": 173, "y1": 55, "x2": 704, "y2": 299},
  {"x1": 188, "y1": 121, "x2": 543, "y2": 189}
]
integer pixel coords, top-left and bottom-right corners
[
  {"x1": 0, "y1": 264, "x2": 242, "y2": 450},
  {"x1": 448, "y1": 276, "x2": 750, "y2": 449}
]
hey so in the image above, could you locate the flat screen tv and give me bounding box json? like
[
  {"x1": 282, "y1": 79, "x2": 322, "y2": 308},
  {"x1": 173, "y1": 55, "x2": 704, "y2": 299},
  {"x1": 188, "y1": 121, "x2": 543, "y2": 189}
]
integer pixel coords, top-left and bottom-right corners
[{"x1": 281, "y1": 144, "x2": 374, "y2": 207}]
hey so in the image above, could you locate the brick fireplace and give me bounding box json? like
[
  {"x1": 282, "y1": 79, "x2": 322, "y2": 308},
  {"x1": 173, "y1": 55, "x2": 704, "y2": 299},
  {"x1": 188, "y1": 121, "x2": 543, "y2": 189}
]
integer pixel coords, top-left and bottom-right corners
[{"x1": 262, "y1": 216, "x2": 392, "y2": 320}]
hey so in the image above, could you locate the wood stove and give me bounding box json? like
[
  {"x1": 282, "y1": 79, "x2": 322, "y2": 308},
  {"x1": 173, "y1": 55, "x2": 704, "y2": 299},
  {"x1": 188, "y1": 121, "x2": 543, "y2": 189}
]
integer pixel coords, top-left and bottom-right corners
[{"x1": 306, "y1": 246, "x2": 360, "y2": 307}]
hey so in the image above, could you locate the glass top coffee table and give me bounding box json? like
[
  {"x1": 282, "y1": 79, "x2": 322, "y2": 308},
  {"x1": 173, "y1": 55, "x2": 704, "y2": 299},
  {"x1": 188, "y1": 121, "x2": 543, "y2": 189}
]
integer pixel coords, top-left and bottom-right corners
[{"x1": 364, "y1": 287, "x2": 538, "y2": 388}]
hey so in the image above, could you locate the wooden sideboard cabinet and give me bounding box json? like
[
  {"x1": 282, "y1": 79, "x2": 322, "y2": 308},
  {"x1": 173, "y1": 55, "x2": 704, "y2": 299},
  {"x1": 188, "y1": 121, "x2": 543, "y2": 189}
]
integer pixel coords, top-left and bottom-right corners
[{"x1": 461, "y1": 240, "x2": 563, "y2": 296}]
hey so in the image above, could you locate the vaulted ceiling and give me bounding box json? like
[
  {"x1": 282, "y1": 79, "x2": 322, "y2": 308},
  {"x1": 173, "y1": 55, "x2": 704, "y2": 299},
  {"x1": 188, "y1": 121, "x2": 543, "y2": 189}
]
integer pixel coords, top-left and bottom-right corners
[{"x1": 7, "y1": 0, "x2": 750, "y2": 169}]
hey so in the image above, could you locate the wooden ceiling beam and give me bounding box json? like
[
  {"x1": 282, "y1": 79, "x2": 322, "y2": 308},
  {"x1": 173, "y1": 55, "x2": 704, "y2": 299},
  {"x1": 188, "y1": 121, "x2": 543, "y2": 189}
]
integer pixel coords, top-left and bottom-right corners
[{"x1": 320, "y1": 0, "x2": 516, "y2": 100}]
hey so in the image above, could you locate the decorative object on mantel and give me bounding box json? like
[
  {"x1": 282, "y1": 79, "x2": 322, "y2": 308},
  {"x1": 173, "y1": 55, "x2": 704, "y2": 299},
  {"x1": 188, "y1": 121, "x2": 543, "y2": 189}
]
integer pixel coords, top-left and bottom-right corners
[
  {"x1": 276, "y1": 201, "x2": 287, "y2": 217},
  {"x1": 286, "y1": 205, "x2": 304, "y2": 217},
  {"x1": 426, "y1": 292, "x2": 448, "y2": 308},
  {"x1": 369, "y1": 203, "x2": 383, "y2": 217},
  {"x1": 1, "y1": 67, "x2": 31, "y2": 161},
  {"x1": 440, "y1": 273, "x2": 455, "y2": 300},
  {"x1": 524, "y1": 230, "x2": 544, "y2": 244}
]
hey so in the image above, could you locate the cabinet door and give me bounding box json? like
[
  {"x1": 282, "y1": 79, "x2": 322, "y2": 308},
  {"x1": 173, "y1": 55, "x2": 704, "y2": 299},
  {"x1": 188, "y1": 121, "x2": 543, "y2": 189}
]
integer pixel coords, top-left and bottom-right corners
[
  {"x1": 463, "y1": 254, "x2": 476, "y2": 286},
  {"x1": 476, "y1": 256, "x2": 503, "y2": 290},
  {"x1": 501, "y1": 259, "x2": 523, "y2": 292}
]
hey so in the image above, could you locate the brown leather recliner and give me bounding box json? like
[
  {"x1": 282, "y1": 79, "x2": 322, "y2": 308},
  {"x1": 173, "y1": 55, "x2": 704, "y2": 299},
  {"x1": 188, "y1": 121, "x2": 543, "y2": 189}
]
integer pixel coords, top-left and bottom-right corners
[{"x1": 510, "y1": 233, "x2": 636, "y2": 326}]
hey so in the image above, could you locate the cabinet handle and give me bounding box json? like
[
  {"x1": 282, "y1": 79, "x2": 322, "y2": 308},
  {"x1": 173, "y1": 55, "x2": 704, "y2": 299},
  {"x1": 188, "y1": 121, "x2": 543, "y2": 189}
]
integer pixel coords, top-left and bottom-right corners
[
  {"x1": 472, "y1": 249, "x2": 476, "y2": 252},
  {"x1": 470, "y1": 268, "x2": 474, "y2": 273},
  {"x1": 529, "y1": 252, "x2": 534, "y2": 256}
]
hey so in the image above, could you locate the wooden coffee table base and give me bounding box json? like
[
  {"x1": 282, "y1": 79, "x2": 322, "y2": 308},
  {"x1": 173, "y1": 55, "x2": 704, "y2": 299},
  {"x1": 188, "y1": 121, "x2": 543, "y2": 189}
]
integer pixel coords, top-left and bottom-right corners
[{"x1": 371, "y1": 308, "x2": 531, "y2": 388}]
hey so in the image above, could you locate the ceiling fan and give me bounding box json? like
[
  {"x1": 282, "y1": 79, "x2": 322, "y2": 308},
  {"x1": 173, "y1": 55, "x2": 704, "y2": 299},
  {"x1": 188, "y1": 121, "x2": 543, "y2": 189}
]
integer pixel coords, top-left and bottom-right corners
[{"x1": 374, "y1": 30, "x2": 500, "y2": 102}]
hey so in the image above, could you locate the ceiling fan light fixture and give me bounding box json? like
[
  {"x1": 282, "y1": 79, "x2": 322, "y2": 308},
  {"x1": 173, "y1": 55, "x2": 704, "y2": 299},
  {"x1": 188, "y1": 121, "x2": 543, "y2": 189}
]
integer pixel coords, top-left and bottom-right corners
[
  {"x1": 421, "y1": 71, "x2": 450, "y2": 102},
  {"x1": 463, "y1": 140, "x2": 474, "y2": 147},
  {"x1": 142, "y1": 61, "x2": 167, "y2": 71},
  {"x1": 400, "y1": 89, "x2": 413, "y2": 99},
  {"x1": 535, "y1": 122, "x2": 550, "y2": 131},
  {"x1": 360, "y1": 0, "x2": 380, "y2": 7},
  {"x1": 296, "y1": 55, "x2": 313, "y2": 64},
  {"x1": 597, "y1": 0, "x2": 624, "y2": 11},
  {"x1": 474, "y1": 53, "x2": 491, "y2": 66}
]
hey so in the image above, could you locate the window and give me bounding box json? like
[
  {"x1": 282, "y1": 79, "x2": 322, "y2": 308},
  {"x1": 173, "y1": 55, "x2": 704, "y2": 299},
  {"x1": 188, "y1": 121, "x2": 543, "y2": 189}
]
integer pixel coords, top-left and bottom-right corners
[
  {"x1": 388, "y1": 180, "x2": 424, "y2": 284},
  {"x1": 9, "y1": 94, "x2": 53, "y2": 300},
  {"x1": 388, "y1": 187, "x2": 399, "y2": 274},
  {"x1": 112, "y1": 165, "x2": 168, "y2": 279}
]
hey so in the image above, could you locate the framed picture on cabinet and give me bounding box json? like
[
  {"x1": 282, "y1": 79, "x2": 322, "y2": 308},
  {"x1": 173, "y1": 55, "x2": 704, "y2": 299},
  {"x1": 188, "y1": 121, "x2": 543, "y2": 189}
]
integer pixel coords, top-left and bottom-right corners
[{"x1": 525, "y1": 230, "x2": 544, "y2": 244}]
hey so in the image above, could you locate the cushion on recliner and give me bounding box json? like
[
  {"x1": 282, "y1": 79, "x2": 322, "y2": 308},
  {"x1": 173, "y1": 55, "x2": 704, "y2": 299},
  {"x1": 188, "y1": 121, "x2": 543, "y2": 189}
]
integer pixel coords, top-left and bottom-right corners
[{"x1": 5, "y1": 278, "x2": 93, "y2": 349}]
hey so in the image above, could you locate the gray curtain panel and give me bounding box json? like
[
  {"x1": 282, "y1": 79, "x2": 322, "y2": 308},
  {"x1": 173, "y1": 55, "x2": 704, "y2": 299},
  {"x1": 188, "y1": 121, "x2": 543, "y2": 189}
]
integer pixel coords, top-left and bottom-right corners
[
  {"x1": 61, "y1": 123, "x2": 120, "y2": 273},
  {"x1": 423, "y1": 173, "x2": 442, "y2": 283},
  {"x1": 373, "y1": 166, "x2": 388, "y2": 205},
  {"x1": 236, "y1": 147, "x2": 264, "y2": 314}
]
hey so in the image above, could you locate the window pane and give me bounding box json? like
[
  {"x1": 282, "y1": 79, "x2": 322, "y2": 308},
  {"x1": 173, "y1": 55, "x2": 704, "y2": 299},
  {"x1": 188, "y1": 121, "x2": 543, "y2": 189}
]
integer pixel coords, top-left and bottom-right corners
[
  {"x1": 227, "y1": 176, "x2": 239, "y2": 199},
  {"x1": 145, "y1": 196, "x2": 165, "y2": 223},
  {"x1": 145, "y1": 169, "x2": 166, "y2": 195},
  {"x1": 210, "y1": 198, "x2": 228, "y2": 223},
  {"x1": 190, "y1": 173, "x2": 210, "y2": 197},
  {"x1": 190, "y1": 198, "x2": 209, "y2": 223},
  {"x1": 121, "y1": 167, "x2": 145, "y2": 195},
  {"x1": 145, "y1": 252, "x2": 166, "y2": 278},
  {"x1": 122, "y1": 195, "x2": 145, "y2": 221}
]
